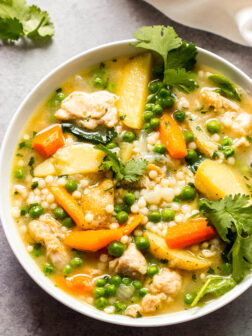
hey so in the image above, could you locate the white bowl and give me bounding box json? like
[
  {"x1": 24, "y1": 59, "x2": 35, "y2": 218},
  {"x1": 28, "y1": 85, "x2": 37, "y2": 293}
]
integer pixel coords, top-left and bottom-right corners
[{"x1": 0, "y1": 40, "x2": 251, "y2": 327}]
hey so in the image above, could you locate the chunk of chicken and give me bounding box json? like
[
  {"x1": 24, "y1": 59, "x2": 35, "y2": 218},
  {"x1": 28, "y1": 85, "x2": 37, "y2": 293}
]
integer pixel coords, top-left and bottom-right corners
[
  {"x1": 149, "y1": 268, "x2": 182, "y2": 296},
  {"x1": 125, "y1": 304, "x2": 143, "y2": 318},
  {"x1": 81, "y1": 179, "x2": 114, "y2": 229},
  {"x1": 141, "y1": 293, "x2": 168, "y2": 313},
  {"x1": 55, "y1": 91, "x2": 118, "y2": 129},
  {"x1": 230, "y1": 112, "x2": 252, "y2": 136},
  {"x1": 28, "y1": 214, "x2": 70, "y2": 270},
  {"x1": 201, "y1": 89, "x2": 239, "y2": 111},
  {"x1": 109, "y1": 243, "x2": 147, "y2": 279}
]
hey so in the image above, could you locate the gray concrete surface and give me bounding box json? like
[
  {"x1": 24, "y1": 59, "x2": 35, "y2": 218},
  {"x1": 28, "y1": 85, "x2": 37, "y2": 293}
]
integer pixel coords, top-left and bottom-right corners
[{"x1": 0, "y1": 0, "x2": 251, "y2": 335}]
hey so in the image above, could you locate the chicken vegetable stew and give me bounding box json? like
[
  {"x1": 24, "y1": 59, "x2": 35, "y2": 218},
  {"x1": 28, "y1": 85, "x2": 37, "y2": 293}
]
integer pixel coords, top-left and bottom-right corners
[{"x1": 11, "y1": 26, "x2": 252, "y2": 318}]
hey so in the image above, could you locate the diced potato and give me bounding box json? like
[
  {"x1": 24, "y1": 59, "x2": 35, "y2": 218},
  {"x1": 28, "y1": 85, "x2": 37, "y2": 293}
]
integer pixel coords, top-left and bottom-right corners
[
  {"x1": 117, "y1": 53, "x2": 152, "y2": 129},
  {"x1": 187, "y1": 113, "x2": 218, "y2": 157},
  {"x1": 34, "y1": 144, "x2": 105, "y2": 177},
  {"x1": 145, "y1": 232, "x2": 211, "y2": 271},
  {"x1": 119, "y1": 142, "x2": 133, "y2": 164},
  {"x1": 195, "y1": 159, "x2": 250, "y2": 200}
]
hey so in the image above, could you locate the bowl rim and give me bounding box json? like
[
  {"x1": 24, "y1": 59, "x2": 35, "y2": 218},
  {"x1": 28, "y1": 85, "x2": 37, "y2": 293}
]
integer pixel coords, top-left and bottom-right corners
[{"x1": 0, "y1": 39, "x2": 252, "y2": 327}]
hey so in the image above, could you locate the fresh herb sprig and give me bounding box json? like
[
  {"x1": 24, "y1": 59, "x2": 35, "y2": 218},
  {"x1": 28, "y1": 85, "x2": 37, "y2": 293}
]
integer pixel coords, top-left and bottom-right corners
[
  {"x1": 95, "y1": 144, "x2": 148, "y2": 183},
  {"x1": 200, "y1": 194, "x2": 252, "y2": 283},
  {"x1": 132, "y1": 25, "x2": 198, "y2": 93},
  {"x1": 0, "y1": 0, "x2": 54, "y2": 41}
]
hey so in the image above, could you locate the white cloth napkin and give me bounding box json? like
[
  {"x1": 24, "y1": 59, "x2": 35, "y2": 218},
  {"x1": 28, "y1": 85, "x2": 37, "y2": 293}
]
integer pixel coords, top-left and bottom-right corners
[{"x1": 144, "y1": 0, "x2": 252, "y2": 46}]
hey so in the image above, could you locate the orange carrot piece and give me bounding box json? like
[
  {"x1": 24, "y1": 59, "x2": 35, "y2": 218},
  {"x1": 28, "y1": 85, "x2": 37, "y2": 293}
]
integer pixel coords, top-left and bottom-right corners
[
  {"x1": 160, "y1": 114, "x2": 187, "y2": 159},
  {"x1": 121, "y1": 214, "x2": 143, "y2": 235},
  {"x1": 64, "y1": 214, "x2": 143, "y2": 252},
  {"x1": 64, "y1": 228, "x2": 123, "y2": 252},
  {"x1": 56, "y1": 274, "x2": 94, "y2": 295},
  {"x1": 32, "y1": 124, "x2": 64, "y2": 157},
  {"x1": 166, "y1": 217, "x2": 216, "y2": 249},
  {"x1": 49, "y1": 186, "x2": 85, "y2": 228}
]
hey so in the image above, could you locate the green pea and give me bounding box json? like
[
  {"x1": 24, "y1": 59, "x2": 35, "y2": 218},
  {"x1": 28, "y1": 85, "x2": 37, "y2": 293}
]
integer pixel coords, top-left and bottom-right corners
[
  {"x1": 180, "y1": 186, "x2": 196, "y2": 201},
  {"x1": 157, "y1": 96, "x2": 175, "y2": 108},
  {"x1": 153, "y1": 144, "x2": 166, "y2": 154},
  {"x1": 93, "y1": 77, "x2": 104, "y2": 88},
  {"x1": 139, "y1": 288, "x2": 148, "y2": 297},
  {"x1": 221, "y1": 137, "x2": 232, "y2": 146},
  {"x1": 116, "y1": 211, "x2": 128, "y2": 223},
  {"x1": 147, "y1": 265, "x2": 159, "y2": 277},
  {"x1": 94, "y1": 297, "x2": 108, "y2": 310},
  {"x1": 114, "y1": 204, "x2": 123, "y2": 213},
  {"x1": 185, "y1": 149, "x2": 198, "y2": 164},
  {"x1": 145, "y1": 103, "x2": 154, "y2": 111},
  {"x1": 114, "y1": 301, "x2": 126, "y2": 314},
  {"x1": 62, "y1": 217, "x2": 73, "y2": 228},
  {"x1": 94, "y1": 287, "x2": 106, "y2": 297},
  {"x1": 148, "y1": 80, "x2": 163, "y2": 93},
  {"x1": 70, "y1": 257, "x2": 83, "y2": 268},
  {"x1": 174, "y1": 110, "x2": 186, "y2": 122},
  {"x1": 148, "y1": 211, "x2": 161, "y2": 223},
  {"x1": 105, "y1": 284, "x2": 117, "y2": 297},
  {"x1": 135, "y1": 236, "x2": 150, "y2": 251},
  {"x1": 123, "y1": 192, "x2": 135, "y2": 206},
  {"x1": 159, "y1": 88, "x2": 170, "y2": 98},
  {"x1": 152, "y1": 104, "x2": 163, "y2": 116},
  {"x1": 206, "y1": 120, "x2": 221, "y2": 134},
  {"x1": 95, "y1": 278, "x2": 107, "y2": 287},
  {"x1": 184, "y1": 131, "x2": 194, "y2": 143},
  {"x1": 64, "y1": 264, "x2": 73, "y2": 276},
  {"x1": 184, "y1": 293, "x2": 194, "y2": 305},
  {"x1": 122, "y1": 131, "x2": 136, "y2": 143},
  {"x1": 53, "y1": 207, "x2": 67, "y2": 220},
  {"x1": 103, "y1": 275, "x2": 112, "y2": 284},
  {"x1": 161, "y1": 208, "x2": 176, "y2": 221},
  {"x1": 132, "y1": 280, "x2": 142, "y2": 290},
  {"x1": 29, "y1": 205, "x2": 43, "y2": 219},
  {"x1": 143, "y1": 111, "x2": 154, "y2": 122},
  {"x1": 14, "y1": 167, "x2": 25, "y2": 180},
  {"x1": 65, "y1": 180, "x2": 78, "y2": 192},
  {"x1": 106, "y1": 142, "x2": 118, "y2": 149},
  {"x1": 56, "y1": 92, "x2": 65, "y2": 101},
  {"x1": 108, "y1": 241, "x2": 125, "y2": 257},
  {"x1": 223, "y1": 146, "x2": 235, "y2": 158},
  {"x1": 43, "y1": 263, "x2": 54, "y2": 276},
  {"x1": 150, "y1": 118, "x2": 160, "y2": 129},
  {"x1": 143, "y1": 122, "x2": 153, "y2": 133},
  {"x1": 121, "y1": 277, "x2": 131, "y2": 285},
  {"x1": 111, "y1": 275, "x2": 122, "y2": 286}
]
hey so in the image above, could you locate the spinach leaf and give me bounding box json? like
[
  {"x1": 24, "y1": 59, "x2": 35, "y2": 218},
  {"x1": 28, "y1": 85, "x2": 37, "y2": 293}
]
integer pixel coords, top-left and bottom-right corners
[{"x1": 208, "y1": 74, "x2": 241, "y2": 102}]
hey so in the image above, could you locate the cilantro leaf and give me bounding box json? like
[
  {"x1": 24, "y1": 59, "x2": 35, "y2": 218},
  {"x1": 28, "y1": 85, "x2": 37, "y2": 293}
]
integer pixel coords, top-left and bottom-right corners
[
  {"x1": 95, "y1": 145, "x2": 148, "y2": 183},
  {"x1": 132, "y1": 25, "x2": 182, "y2": 68},
  {"x1": 123, "y1": 159, "x2": 148, "y2": 182},
  {"x1": 200, "y1": 194, "x2": 252, "y2": 282},
  {"x1": 164, "y1": 68, "x2": 199, "y2": 93},
  {"x1": 0, "y1": 0, "x2": 54, "y2": 40},
  {"x1": 166, "y1": 41, "x2": 197, "y2": 71},
  {"x1": 208, "y1": 74, "x2": 241, "y2": 102}
]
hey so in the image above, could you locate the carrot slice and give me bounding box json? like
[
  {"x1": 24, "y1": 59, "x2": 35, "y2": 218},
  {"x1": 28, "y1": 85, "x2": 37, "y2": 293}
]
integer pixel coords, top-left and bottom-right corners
[
  {"x1": 160, "y1": 114, "x2": 187, "y2": 159},
  {"x1": 64, "y1": 214, "x2": 143, "y2": 252},
  {"x1": 49, "y1": 185, "x2": 85, "y2": 228},
  {"x1": 64, "y1": 228, "x2": 123, "y2": 252},
  {"x1": 166, "y1": 218, "x2": 216, "y2": 249},
  {"x1": 32, "y1": 124, "x2": 64, "y2": 157},
  {"x1": 56, "y1": 274, "x2": 94, "y2": 295}
]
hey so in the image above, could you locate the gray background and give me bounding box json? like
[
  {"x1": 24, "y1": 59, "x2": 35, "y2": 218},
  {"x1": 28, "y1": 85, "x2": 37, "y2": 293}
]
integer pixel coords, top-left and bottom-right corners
[{"x1": 0, "y1": 0, "x2": 251, "y2": 335}]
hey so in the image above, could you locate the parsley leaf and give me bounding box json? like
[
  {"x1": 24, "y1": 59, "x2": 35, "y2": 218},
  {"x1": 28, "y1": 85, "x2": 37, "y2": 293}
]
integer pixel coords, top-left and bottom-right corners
[
  {"x1": 132, "y1": 25, "x2": 198, "y2": 93},
  {"x1": 166, "y1": 41, "x2": 197, "y2": 71},
  {"x1": 95, "y1": 144, "x2": 148, "y2": 183},
  {"x1": 200, "y1": 194, "x2": 252, "y2": 282},
  {"x1": 123, "y1": 158, "x2": 148, "y2": 182},
  {"x1": 208, "y1": 74, "x2": 241, "y2": 102},
  {"x1": 132, "y1": 25, "x2": 182, "y2": 68},
  {"x1": 0, "y1": 0, "x2": 54, "y2": 41},
  {"x1": 164, "y1": 68, "x2": 198, "y2": 93}
]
